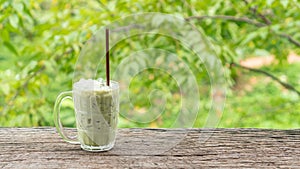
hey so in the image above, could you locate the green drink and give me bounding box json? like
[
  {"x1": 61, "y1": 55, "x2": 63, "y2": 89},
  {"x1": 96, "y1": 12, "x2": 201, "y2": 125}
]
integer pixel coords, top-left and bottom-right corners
[
  {"x1": 54, "y1": 78, "x2": 119, "y2": 152},
  {"x1": 73, "y1": 79, "x2": 119, "y2": 151}
]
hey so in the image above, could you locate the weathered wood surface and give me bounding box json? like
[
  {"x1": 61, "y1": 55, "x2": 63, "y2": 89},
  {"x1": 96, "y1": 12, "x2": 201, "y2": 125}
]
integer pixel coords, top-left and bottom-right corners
[{"x1": 0, "y1": 128, "x2": 299, "y2": 168}]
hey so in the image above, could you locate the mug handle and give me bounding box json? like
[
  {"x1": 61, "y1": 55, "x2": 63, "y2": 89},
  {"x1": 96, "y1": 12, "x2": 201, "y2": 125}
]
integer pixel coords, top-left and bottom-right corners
[{"x1": 53, "y1": 91, "x2": 80, "y2": 144}]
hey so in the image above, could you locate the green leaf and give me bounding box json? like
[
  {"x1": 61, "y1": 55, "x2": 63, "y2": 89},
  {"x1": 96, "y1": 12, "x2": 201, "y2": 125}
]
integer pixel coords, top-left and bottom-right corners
[
  {"x1": 1, "y1": 83, "x2": 10, "y2": 95},
  {"x1": 258, "y1": 28, "x2": 268, "y2": 40},
  {"x1": 267, "y1": 0, "x2": 274, "y2": 5},
  {"x1": 22, "y1": 2, "x2": 33, "y2": 18},
  {"x1": 240, "y1": 32, "x2": 258, "y2": 46},
  {"x1": 280, "y1": 0, "x2": 289, "y2": 8},
  {"x1": 227, "y1": 22, "x2": 238, "y2": 41},
  {"x1": 3, "y1": 41, "x2": 19, "y2": 56},
  {"x1": 0, "y1": 29, "x2": 10, "y2": 42},
  {"x1": 9, "y1": 14, "x2": 19, "y2": 28},
  {"x1": 13, "y1": 3, "x2": 24, "y2": 13}
]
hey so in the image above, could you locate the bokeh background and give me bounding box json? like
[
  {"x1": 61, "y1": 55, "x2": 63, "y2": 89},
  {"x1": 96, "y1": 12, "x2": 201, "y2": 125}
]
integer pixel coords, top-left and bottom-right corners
[{"x1": 0, "y1": 0, "x2": 299, "y2": 128}]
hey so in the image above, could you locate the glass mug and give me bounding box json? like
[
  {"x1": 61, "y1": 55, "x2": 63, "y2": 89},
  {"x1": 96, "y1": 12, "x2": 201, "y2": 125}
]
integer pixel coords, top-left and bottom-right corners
[{"x1": 54, "y1": 79, "x2": 119, "y2": 152}]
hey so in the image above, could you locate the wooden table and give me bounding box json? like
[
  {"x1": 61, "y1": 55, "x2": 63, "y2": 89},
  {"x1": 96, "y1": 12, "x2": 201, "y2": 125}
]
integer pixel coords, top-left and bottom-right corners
[{"x1": 0, "y1": 128, "x2": 299, "y2": 168}]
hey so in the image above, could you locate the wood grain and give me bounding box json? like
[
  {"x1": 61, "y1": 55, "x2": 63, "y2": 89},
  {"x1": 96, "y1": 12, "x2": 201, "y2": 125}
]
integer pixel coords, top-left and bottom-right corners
[{"x1": 0, "y1": 128, "x2": 299, "y2": 168}]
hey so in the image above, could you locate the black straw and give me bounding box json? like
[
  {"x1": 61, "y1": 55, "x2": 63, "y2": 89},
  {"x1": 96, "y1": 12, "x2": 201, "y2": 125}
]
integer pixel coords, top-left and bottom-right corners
[{"x1": 105, "y1": 28, "x2": 110, "y2": 86}]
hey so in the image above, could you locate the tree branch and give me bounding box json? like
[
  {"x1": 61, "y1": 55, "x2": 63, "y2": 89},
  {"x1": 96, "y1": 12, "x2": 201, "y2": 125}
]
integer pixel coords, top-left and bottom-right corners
[
  {"x1": 242, "y1": 0, "x2": 300, "y2": 48},
  {"x1": 278, "y1": 33, "x2": 300, "y2": 48},
  {"x1": 230, "y1": 62, "x2": 300, "y2": 96},
  {"x1": 242, "y1": 0, "x2": 272, "y2": 25},
  {"x1": 1, "y1": 47, "x2": 75, "y2": 116},
  {"x1": 1, "y1": 66, "x2": 46, "y2": 116},
  {"x1": 186, "y1": 15, "x2": 300, "y2": 48},
  {"x1": 186, "y1": 14, "x2": 300, "y2": 96},
  {"x1": 185, "y1": 15, "x2": 266, "y2": 27}
]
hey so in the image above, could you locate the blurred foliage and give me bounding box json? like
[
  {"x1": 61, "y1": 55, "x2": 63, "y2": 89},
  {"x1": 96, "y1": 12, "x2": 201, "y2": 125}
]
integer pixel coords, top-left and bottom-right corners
[
  {"x1": 0, "y1": 0, "x2": 299, "y2": 128},
  {"x1": 219, "y1": 63, "x2": 300, "y2": 129}
]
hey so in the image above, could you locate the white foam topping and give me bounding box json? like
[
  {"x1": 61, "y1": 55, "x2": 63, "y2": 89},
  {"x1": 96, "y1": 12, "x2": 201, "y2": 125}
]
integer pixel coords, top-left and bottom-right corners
[{"x1": 73, "y1": 78, "x2": 111, "y2": 91}]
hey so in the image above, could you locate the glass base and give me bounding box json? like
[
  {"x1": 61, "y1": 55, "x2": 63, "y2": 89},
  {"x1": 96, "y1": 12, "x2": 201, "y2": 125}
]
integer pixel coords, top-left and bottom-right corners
[{"x1": 80, "y1": 142, "x2": 114, "y2": 152}]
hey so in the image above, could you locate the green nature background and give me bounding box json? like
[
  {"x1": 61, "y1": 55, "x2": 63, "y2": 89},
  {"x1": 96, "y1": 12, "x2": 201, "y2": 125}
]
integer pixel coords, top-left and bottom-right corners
[{"x1": 0, "y1": 0, "x2": 299, "y2": 129}]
